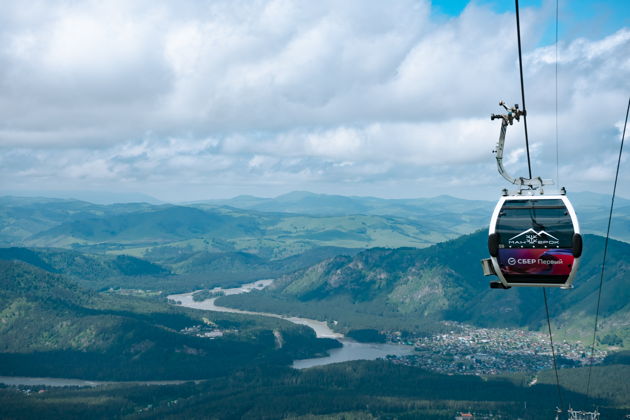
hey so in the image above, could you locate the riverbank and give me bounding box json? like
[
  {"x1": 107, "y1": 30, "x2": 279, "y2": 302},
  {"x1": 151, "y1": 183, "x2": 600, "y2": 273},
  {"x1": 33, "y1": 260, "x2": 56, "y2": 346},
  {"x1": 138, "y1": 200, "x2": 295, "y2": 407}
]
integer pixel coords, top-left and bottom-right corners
[
  {"x1": 168, "y1": 281, "x2": 414, "y2": 369},
  {"x1": 168, "y1": 288, "x2": 342, "y2": 340}
]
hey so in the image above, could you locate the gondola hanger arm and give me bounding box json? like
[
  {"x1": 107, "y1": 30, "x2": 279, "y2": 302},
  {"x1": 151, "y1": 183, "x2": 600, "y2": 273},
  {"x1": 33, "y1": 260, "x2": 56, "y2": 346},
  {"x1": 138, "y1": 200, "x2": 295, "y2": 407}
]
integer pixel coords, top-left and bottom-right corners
[{"x1": 491, "y1": 101, "x2": 552, "y2": 192}]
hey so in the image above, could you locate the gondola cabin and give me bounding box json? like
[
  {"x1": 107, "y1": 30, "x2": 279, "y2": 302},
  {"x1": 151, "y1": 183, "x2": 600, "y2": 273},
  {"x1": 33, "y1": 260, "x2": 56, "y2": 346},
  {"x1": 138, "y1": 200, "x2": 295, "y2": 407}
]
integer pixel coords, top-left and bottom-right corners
[{"x1": 486, "y1": 194, "x2": 582, "y2": 288}]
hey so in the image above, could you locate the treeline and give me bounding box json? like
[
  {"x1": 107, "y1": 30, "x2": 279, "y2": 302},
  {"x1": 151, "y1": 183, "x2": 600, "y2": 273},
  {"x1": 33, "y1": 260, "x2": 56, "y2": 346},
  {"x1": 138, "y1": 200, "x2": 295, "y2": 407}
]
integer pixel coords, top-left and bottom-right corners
[
  {"x1": 536, "y1": 364, "x2": 630, "y2": 406},
  {"x1": 1, "y1": 360, "x2": 626, "y2": 420},
  {"x1": 0, "y1": 328, "x2": 338, "y2": 381}
]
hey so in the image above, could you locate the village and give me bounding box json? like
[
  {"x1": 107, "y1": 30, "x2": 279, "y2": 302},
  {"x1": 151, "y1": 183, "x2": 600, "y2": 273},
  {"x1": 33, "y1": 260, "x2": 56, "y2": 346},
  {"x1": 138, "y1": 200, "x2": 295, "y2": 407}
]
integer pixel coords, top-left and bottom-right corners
[{"x1": 386, "y1": 322, "x2": 608, "y2": 375}]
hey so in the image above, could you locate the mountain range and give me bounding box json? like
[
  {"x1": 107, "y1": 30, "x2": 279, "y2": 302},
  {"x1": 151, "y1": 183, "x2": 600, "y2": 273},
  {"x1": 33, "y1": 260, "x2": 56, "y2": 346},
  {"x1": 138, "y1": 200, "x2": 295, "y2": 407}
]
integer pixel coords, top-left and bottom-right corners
[
  {"x1": 2, "y1": 191, "x2": 628, "y2": 342},
  {"x1": 0, "y1": 191, "x2": 629, "y2": 417},
  {"x1": 0, "y1": 197, "x2": 456, "y2": 258},
  {"x1": 2, "y1": 191, "x2": 629, "y2": 260},
  {"x1": 196, "y1": 190, "x2": 630, "y2": 241}
]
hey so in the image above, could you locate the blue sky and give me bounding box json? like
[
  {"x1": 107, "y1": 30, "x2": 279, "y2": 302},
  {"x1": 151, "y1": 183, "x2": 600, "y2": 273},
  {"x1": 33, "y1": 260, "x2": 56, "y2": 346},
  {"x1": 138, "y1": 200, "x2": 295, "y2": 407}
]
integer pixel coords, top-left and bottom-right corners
[
  {"x1": 433, "y1": 0, "x2": 628, "y2": 41},
  {"x1": 0, "y1": 0, "x2": 628, "y2": 202}
]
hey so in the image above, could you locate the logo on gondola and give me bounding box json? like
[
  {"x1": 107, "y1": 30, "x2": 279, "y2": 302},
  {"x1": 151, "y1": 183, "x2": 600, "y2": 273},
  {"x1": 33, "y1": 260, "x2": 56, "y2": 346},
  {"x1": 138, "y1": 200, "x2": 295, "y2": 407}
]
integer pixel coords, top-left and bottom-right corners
[{"x1": 508, "y1": 228, "x2": 560, "y2": 246}]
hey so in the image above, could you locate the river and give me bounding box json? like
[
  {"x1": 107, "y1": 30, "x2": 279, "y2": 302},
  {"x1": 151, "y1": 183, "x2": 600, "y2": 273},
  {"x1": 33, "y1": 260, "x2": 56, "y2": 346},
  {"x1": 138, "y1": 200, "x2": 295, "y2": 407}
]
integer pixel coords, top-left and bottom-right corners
[
  {"x1": 167, "y1": 280, "x2": 414, "y2": 369},
  {"x1": 0, "y1": 281, "x2": 413, "y2": 387}
]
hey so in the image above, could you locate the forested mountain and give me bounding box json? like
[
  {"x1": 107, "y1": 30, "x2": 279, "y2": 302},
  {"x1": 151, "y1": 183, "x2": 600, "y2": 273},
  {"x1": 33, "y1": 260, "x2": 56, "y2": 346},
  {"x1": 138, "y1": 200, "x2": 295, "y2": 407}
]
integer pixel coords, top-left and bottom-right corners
[
  {"x1": 0, "y1": 260, "x2": 338, "y2": 380},
  {"x1": 0, "y1": 196, "x2": 155, "y2": 246},
  {"x1": 220, "y1": 231, "x2": 630, "y2": 343},
  {"x1": 0, "y1": 247, "x2": 168, "y2": 279}
]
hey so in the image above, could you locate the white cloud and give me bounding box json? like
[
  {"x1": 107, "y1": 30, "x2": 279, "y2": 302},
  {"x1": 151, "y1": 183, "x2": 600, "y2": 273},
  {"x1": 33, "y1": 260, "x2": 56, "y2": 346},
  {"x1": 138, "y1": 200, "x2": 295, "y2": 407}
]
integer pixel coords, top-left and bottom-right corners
[{"x1": 0, "y1": 0, "x2": 628, "y2": 200}]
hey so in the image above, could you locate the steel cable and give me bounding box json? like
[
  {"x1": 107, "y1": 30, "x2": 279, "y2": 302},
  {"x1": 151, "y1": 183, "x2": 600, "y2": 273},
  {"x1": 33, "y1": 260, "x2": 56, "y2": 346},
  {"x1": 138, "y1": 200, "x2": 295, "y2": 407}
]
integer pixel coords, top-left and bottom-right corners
[
  {"x1": 514, "y1": 0, "x2": 564, "y2": 409},
  {"x1": 555, "y1": 0, "x2": 560, "y2": 186},
  {"x1": 544, "y1": 288, "x2": 564, "y2": 410},
  {"x1": 585, "y1": 96, "x2": 630, "y2": 401},
  {"x1": 515, "y1": 0, "x2": 533, "y2": 179}
]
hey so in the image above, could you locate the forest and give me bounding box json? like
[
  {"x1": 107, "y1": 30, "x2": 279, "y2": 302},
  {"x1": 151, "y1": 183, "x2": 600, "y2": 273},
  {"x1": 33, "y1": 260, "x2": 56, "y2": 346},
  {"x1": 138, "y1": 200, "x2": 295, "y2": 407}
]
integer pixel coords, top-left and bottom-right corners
[{"x1": 1, "y1": 360, "x2": 628, "y2": 419}]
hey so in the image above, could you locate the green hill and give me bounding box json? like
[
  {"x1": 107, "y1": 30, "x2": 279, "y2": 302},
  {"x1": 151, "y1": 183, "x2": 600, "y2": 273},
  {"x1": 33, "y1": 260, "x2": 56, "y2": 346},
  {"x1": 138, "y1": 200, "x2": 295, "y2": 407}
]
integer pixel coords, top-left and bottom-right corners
[
  {"x1": 5, "y1": 192, "x2": 630, "y2": 262},
  {"x1": 0, "y1": 260, "x2": 338, "y2": 380},
  {"x1": 21, "y1": 204, "x2": 453, "y2": 259},
  {"x1": 28, "y1": 205, "x2": 262, "y2": 246},
  {"x1": 0, "y1": 247, "x2": 169, "y2": 278},
  {"x1": 0, "y1": 196, "x2": 155, "y2": 246}
]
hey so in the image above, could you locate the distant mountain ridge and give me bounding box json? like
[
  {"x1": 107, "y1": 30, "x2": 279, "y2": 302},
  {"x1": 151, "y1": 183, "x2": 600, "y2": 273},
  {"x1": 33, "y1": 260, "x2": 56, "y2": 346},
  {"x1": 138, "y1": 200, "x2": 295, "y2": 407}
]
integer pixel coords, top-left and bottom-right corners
[
  {"x1": 197, "y1": 190, "x2": 630, "y2": 242},
  {"x1": 194, "y1": 189, "x2": 630, "y2": 214},
  {"x1": 195, "y1": 190, "x2": 494, "y2": 220},
  {"x1": 2, "y1": 200, "x2": 461, "y2": 258},
  {"x1": 0, "y1": 190, "x2": 162, "y2": 204},
  {"x1": 3, "y1": 191, "x2": 629, "y2": 253}
]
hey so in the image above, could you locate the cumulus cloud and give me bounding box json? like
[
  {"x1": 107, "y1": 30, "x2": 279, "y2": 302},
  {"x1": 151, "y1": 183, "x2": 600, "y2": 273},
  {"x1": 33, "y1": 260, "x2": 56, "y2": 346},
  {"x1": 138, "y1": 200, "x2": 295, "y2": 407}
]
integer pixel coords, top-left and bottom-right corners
[{"x1": 0, "y1": 0, "x2": 628, "y2": 200}]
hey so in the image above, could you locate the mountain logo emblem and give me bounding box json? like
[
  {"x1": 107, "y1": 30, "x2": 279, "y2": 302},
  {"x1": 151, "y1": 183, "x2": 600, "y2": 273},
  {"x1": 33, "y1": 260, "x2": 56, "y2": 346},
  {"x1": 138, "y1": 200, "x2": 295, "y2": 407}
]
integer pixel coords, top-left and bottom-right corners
[{"x1": 508, "y1": 229, "x2": 559, "y2": 245}]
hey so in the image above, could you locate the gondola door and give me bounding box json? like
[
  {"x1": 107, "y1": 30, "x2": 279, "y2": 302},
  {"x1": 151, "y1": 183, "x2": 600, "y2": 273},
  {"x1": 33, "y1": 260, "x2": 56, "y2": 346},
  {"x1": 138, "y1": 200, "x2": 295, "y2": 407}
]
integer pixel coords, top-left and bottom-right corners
[{"x1": 487, "y1": 195, "x2": 582, "y2": 288}]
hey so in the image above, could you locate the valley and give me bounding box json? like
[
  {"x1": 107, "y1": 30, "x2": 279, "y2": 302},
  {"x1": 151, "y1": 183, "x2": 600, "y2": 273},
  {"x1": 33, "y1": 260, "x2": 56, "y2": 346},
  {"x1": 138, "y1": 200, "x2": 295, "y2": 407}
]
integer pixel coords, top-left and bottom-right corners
[
  {"x1": 171, "y1": 282, "x2": 607, "y2": 375},
  {"x1": 0, "y1": 192, "x2": 629, "y2": 418},
  {"x1": 3, "y1": 0, "x2": 629, "y2": 416},
  {"x1": 168, "y1": 282, "x2": 416, "y2": 370}
]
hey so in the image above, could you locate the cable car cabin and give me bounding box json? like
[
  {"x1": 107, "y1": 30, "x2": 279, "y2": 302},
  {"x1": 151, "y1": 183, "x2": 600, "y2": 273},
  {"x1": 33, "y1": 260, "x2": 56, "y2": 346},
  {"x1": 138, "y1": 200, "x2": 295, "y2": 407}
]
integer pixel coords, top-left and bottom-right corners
[{"x1": 483, "y1": 195, "x2": 582, "y2": 289}]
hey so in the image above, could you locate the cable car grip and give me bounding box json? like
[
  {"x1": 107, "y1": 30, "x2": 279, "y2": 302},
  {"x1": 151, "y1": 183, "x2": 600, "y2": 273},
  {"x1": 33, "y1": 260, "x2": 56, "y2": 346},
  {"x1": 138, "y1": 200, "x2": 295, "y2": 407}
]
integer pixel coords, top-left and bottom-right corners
[{"x1": 492, "y1": 100, "x2": 551, "y2": 191}]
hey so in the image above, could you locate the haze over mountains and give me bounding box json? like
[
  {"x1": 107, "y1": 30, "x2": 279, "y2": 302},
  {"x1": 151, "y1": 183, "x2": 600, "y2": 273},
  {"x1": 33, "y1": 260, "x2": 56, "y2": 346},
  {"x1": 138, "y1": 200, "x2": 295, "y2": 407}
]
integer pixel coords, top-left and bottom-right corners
[
  {"x1": 0, "y1": 190, "x2": 163, "y2": 205},
  {"x1": 3, "y1": 190, "x2": 629, "y2": 247}
]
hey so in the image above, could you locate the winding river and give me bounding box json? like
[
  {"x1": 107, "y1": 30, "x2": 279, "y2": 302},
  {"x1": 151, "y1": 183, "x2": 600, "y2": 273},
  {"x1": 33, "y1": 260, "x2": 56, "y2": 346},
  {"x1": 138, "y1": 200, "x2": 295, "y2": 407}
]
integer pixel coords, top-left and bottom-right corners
[
  {"x1": 167, "y1": 280, "x2": 414, "y2": 369},
  {"x1": 0, "y1": 280, "x2": 413, "y2": 387}
]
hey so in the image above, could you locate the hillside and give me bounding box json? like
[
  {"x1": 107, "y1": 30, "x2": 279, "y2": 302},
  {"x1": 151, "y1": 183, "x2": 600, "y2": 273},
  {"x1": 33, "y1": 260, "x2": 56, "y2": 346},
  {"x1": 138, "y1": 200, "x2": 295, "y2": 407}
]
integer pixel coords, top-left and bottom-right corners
[
  {"x1": 0, "y1": 196, "x2": 155, "y2": 246},
  {"x1": 0, "y1": 247, "x2": 169, "y2": 278},
  {"x1": 0, "y1": 260, "x2": 338, "y2": 380},
  {"x1": 0, "y1": 246, "x2": 359, "y2": 292},
  {"x1": 220, "y1": 231, "x2": 630, "y2": 343}
]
